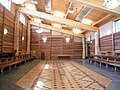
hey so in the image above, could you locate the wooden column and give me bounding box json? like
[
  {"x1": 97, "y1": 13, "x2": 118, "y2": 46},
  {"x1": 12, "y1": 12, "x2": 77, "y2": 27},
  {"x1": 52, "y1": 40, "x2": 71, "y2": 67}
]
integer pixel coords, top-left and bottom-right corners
[
  {"x1": 112, "y1": 22, "x2": 115, "y2": 52},
  {"x1": 82, "y1": 36, "x2": 86, "y2": 59},
  {"x1": 14, "y1": 10, "x2": 20, "y2": 56},
  {"x1": 27, "y1": 21, "x2": 30, "y2": 54},
  {"x1": 95, "y1": 30, "x2": 100, "y2": 55}
]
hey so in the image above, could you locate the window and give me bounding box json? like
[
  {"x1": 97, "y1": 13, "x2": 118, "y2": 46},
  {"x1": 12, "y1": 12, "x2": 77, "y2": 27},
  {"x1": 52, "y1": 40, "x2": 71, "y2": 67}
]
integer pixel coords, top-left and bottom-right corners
[
  {"x1": 115, "y1": 19, "x2": 120, "y2": 33},
  {"x1": 19, "y1": 13, "x2": 25, "y2": 25},
  {"x1": 0, "y1": 0, "x2": 11, "y2": 11}
]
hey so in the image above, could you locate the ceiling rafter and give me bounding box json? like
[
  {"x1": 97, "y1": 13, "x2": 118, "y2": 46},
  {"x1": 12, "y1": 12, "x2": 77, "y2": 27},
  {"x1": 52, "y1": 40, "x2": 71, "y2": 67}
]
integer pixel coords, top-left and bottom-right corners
[
  {"x1": 92, "y1": 14, "x2": 111, "y2": 26},
  {"x1": 19, "y1": 8, "x2": 98, "y2": 31},
  {"x1": 30, "y1": 21, "x2": 84, "y2": 37}
]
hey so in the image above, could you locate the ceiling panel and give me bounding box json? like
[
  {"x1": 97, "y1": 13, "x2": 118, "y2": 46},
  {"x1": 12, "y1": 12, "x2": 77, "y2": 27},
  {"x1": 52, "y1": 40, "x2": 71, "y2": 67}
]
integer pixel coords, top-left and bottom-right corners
[
  {"x1": 51, "y1": 0, "x2": 69, "y2": 14},
  {"x1": 83, "y1": 9, "x2": 109, "y2": 23}
]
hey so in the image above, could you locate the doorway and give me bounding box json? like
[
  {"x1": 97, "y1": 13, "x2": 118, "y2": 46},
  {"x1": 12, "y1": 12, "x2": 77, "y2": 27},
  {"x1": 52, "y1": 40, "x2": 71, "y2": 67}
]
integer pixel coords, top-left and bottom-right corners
[
  {"x1": 41, "y1": 52, "x2": 45, "y2": 59},
  {"x1": 86, "y1": 43, "x2": 90, "y2": 58}
]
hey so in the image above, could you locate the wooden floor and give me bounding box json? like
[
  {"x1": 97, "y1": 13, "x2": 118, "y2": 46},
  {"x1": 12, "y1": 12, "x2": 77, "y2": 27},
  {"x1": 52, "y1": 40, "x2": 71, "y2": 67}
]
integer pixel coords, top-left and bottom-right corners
[{"x1": 16, "y1": 60, "x2": 112, "y2": 90}]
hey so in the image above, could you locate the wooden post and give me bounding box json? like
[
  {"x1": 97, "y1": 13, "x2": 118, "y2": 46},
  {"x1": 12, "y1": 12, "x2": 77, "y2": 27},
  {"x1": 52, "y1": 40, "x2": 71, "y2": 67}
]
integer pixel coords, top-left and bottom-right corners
[
  {"x1": 27, "y1": 21, "x2": 30, "y2": 54},
  {"x1": 82, "y1": 36, "x2": 86, "y2": 59},
  {"x1": 14, "y1": 10, "x2": 20, "y2": 56},
  {"x1": 95, "y1": 30, "x2": 100, "y2": 55}
]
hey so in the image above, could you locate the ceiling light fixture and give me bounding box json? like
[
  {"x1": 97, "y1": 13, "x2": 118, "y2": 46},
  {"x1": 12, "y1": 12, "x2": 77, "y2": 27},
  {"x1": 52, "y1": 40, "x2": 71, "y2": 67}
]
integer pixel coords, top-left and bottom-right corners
[
  {"x1": 72, "y1": 27, "x2": 81, "y2": 34},
  {"x1": 34, "y1": 18, "x2": 41, "y2": 23},
  {"x1": 65, "y1": 36, "x2": 70, "y2": 43},
  {"x1": 42, "y1": 37, "x2": 47, "y2": 43},
  {"x1": 81, "y1": 18, "x2": 93, "y2": 25},
  {"x1": 52, "y1": 23, "x2": 62, "y2": 28},
  {"x1": 35, "y1": 23, "x2": 43, "y2": 33},
  {"x1": 103, "y1": 0, "x2": 120, "y2": 9},
  {"x1": 36, "y1": 28, "x2": 43, "y2": 33},
  {"x1": 11, "y1": 0, "x2": 26, "y2": 4},
  {"x1": 53, "y1": 11, "x2": 65, "y2": 18}
]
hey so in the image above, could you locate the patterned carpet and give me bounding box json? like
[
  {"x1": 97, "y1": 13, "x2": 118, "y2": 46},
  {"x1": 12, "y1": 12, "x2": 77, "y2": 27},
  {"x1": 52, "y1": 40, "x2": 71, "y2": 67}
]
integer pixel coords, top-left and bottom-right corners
[{"x1": 16, "y1": 60, "x2": 112, "y2": 90}]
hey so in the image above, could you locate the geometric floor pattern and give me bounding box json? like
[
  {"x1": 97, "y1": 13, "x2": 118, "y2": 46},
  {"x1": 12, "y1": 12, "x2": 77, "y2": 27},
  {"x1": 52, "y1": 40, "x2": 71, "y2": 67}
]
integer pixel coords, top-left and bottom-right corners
[{"x1": 16, "y1": 60, "x2": 112, "y2": 90}]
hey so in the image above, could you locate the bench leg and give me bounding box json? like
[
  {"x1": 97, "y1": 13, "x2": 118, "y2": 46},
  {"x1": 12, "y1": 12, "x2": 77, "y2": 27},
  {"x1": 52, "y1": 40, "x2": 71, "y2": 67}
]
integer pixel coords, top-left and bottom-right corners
[
  {"x1": 99, "y1": 63, "x2": 102, "y2": 67},
  {"x1": 9, "y1": 66, "x2": 11, "y2": 71},
  {"x1": 106, "y1": 64, "x2": 108, "y2": 69},
  {"x1": 114, "y1": 66, "x2": 117, "y2": 71},
  {"x1": 14, "y1": 64, "x2": 17, "y2": 68},
  {"x1": 1, "y1": 68, "x2": 3, "y2": 75},
  {"x1": 89, "y1": 60, "x2": 92, "y2": 64},
  {"x1": 94, "y1": 61, "x2": 97, "y2": 65}
]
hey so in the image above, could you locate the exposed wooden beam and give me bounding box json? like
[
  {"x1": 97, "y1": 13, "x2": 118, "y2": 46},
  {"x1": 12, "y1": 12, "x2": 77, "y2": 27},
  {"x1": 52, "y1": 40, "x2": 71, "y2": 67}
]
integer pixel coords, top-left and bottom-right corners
[
  {"x1": 92, "y1": 14, "x2": 111, "y2": 26},
  {"x1": 67, "y1": 0, "x2": 120, "y2": 15},
  {"x1": 95, "y1": 15, "x2": 119, "y2": 27},
  {"x1": 19, "y1": 8, "x2": 98, "y2": 31},
  {"x1": 26, "y1": 15, "x2": 33, "y2": 20},
  {"x1": 29, "y1": 21, "x2": 84, "y2": 37}
]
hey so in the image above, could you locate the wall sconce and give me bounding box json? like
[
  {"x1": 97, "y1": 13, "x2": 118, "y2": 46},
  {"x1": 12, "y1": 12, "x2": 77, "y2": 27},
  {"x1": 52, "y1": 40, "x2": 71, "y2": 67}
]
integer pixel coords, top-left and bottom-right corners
[
  {"x1": 42, "y1": 37, "x2": 47, "y2": 43},
  {"x1": 103, "y1": 0, "x2": 120, "y2": 9},
  {"x1": 11, "y1": 0, "x2": 26, "y2": 4},
  {"x1": 36, "y1": 28, "x2": 43, "y2": 33},
  {"x1": 22, "y1": 36, "x2": 24, "y2": 41},
  {"x1": 4, "y1": 28, "x2": 8, "y2": 35},
  {"x1": 65, "y1": 36, "x2": 70, "y2": 43}
]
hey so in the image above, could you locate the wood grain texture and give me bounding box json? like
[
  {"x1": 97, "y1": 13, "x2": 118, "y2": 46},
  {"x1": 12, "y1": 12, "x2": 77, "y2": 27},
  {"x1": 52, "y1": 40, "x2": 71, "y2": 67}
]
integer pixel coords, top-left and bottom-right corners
[{"x1": 100, "y1": 35, "x2": 112, "y2": 52}]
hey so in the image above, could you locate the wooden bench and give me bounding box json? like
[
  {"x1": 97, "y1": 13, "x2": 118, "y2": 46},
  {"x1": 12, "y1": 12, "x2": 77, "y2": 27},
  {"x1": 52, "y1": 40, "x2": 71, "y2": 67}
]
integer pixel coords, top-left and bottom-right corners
[
  {"x1": 89, "y1": 55, "x2": 120, "y2": 71},
  {"x1": 58, "y1": 55, "x2": 71, "y2": 60},
  {"x1": 0, "y1": 54, "x2": 34, "y2": 74}
]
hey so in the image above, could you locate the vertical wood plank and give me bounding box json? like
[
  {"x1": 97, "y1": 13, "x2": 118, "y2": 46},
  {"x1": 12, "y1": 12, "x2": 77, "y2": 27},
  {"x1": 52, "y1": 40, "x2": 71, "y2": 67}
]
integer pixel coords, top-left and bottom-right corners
[
  {"x1": 27, "y1": 21, "x2": 30, "y2": 54},
  {"x1": 14, "y1": 10, "x2": 19, "y2": 55}
]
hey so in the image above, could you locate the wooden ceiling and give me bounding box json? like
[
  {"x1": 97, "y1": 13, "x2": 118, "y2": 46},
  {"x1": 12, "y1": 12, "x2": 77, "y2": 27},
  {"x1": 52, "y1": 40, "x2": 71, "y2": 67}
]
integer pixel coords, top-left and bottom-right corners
[{"x1": 19, "y1": 0, "x2": 120, "y2": 37}]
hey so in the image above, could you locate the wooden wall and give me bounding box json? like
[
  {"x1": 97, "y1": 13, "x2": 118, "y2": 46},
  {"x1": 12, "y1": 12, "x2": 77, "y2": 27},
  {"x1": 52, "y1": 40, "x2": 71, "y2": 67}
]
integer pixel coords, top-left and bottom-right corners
[
  {"x1": 0, "y1": 4, "x2": 4, "y2": 52},
  {"x1": 30, "y1": 28, "x2": 83, "y2": 59},
  {"x1": 0, "y1": 4, "x2": 27, "y2": 54},
  {"x1": 100, "y1": 35, "x2": 112, "y2": 52},
  {"x1": 114, "y1": 32, "x2": 120, "y2": 51},
  {"x1": 89, "y1": 32, "x2": 120, "y2": 55}
]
